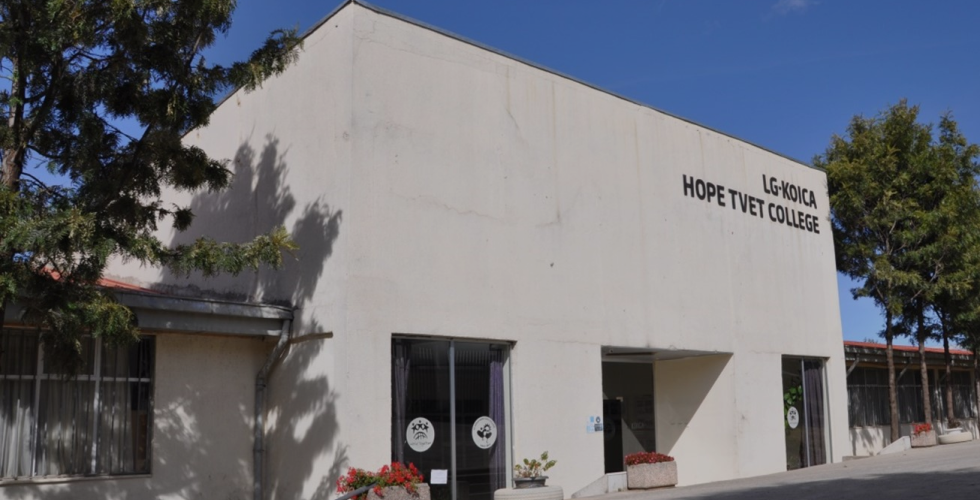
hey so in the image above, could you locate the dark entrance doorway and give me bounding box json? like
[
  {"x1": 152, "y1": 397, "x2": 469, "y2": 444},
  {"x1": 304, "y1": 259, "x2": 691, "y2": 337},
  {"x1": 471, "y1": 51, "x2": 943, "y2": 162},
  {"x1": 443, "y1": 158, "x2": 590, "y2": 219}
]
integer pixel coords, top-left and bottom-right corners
[{"x1": 601, "y1": 361, "x2": 655, "y2": 473}]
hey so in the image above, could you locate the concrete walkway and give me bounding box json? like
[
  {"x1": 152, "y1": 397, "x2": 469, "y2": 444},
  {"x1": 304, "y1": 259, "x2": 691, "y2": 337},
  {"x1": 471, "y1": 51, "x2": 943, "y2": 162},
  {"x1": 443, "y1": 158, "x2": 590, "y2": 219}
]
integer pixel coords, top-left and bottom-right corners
[{"x1": 598, "y1": 441, "x2": 980, "y2": 500}]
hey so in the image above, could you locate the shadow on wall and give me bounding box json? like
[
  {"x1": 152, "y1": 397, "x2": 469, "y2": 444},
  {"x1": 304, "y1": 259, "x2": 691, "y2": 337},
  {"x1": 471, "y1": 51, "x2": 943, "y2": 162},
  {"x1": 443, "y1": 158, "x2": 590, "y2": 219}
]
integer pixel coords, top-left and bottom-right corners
[
  {"x1": 849, "y1": 426, "x2": 885, "y2": 457},
  {"x1": 3, "y1": 138, "x2": 344, "y2": 499},
  {"x1": 161, "y1": 135, "x2": 346, "y2": 498},
  {"x1": 0, "y1": 334, "x2": 338, "y2": 500},
  {"x1": 144, "y1": 135, "x2": 342, "y2": 499},
  {"x1": 158, "y1": 133, "x2": 342, "y2": 315},
  {"x1": 267, "y1": 336, "x2": 345, "y2": 500},
  {"x1": 849, "y1": 421, "x2": 980, "y2": 456},
  {"x1": 655, "y1": 354, "x2": 733, "y2": 454}
]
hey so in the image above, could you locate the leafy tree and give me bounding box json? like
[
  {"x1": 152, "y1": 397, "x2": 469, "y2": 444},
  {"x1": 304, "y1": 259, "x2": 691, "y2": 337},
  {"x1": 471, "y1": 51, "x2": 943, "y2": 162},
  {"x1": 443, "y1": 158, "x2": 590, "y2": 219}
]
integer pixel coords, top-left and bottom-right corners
[
  {"x1": 923, "y1": 120, "x2": 980, "y2": 426},
  {"x1": 960, "y1": 318, "x2": 980, "y2": 430},
  {"x1": 899, "y1": 112, "x2": 980, "y2": 426},
  {"x1": 0, "y1": 0, "x2": 301, "y2": 372},
  {"x1": 817, "y1": 100, "x2": 940, "y2": 441}
]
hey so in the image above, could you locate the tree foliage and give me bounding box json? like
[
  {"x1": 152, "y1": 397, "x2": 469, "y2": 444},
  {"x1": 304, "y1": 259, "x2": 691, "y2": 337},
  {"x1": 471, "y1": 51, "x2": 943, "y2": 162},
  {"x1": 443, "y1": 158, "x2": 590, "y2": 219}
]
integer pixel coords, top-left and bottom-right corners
[
  {"x1": 0, "y1": 0, "x2": 301, "y2": 373},
  {"x1": 817, "y1": 100, "x2": 980, "y2": 438}
]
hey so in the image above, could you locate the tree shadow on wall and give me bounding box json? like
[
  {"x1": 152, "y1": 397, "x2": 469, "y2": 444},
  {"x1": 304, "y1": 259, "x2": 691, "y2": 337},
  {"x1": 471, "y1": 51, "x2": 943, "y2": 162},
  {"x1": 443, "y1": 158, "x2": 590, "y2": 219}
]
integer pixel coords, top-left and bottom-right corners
[
  {"x1": 3, "y1": 135, "x2": 346, "y2": 499},
  {"x1": 0, "y1": 334, "x2": 340, "y2": 500},
  {"x1": 157, "y1": 133, "x2": 342, "y2": 315},
  {"x1": 165, "y1": 134, "x2": 347, "y2": 498},
  {"x1": 267, "y1": 334, "x2": 348, "y2": 500}
]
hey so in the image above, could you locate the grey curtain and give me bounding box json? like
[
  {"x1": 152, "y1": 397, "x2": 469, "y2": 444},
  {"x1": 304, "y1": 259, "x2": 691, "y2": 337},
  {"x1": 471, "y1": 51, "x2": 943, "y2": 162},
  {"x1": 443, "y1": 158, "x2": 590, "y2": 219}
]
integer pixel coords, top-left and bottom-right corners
[
  {"x1": 0, "y1": 330, "x2": 38, "y2": 479},
  {"x1": 489, "y1": 350, "x2": 506, "y2": 492},
  {"x1": 803, "y1": 359, "x2": 826, "y2": 466},
  {"x1": 392, "y1": 343, "x2": 410, "y2": 464}
]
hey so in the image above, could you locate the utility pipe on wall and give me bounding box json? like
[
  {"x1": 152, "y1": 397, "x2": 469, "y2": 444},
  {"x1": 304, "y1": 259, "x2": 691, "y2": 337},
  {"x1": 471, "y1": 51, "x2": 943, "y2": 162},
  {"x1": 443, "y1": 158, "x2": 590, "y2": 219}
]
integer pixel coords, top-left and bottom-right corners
[
  {"x1": 254, "y1": 319, "x2": 292, "y2": 500},
  {"x1": 253, "y1": 323, "x2": 334, "y2": 500}
]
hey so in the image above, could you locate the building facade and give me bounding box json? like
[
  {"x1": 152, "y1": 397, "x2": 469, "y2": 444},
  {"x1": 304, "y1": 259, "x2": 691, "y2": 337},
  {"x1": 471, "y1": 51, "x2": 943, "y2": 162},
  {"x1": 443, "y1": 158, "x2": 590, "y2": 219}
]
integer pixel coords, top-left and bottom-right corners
[{"x1": 1, "y1": 1, "x2": 848, "y2": 499}]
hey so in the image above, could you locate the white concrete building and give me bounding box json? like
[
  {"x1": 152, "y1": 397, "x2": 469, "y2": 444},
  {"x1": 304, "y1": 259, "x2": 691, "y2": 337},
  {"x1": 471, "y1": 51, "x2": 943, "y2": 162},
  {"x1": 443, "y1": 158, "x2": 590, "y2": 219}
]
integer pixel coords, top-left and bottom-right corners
[{"x1": 0, "y1": 1, "x2": 848, "y2": 499}]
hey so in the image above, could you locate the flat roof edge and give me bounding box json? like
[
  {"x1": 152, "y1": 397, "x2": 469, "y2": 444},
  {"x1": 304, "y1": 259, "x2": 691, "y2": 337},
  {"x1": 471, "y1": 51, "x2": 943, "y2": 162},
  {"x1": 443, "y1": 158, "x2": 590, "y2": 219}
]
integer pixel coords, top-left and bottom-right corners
[{"x1": 115, "y1": 290, "x2": 294, "y2": 320}]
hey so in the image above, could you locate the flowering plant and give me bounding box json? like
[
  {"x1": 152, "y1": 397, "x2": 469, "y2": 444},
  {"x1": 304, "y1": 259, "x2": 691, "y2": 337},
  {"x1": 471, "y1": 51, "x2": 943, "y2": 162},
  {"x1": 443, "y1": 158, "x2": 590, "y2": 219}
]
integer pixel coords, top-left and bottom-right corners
[
  {"x1": 513, "y1": 451, "x2": 556, "y2": 478},
  {"x1": 624, "y1": 451, "x2": 675, "y2": 466},
  {"x1": 336, "y1": 462, "x2": 425, "y2": 499},
  {"x1": 913, "y1": 422, "x2": 932, "y2": 436}
]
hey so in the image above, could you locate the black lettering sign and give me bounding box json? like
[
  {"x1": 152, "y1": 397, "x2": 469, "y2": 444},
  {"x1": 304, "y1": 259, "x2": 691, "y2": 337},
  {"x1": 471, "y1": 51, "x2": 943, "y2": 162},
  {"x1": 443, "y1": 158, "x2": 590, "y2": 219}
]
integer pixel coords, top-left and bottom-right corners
[{"x1": 683, "y1": 174, "x2": 821, "y2": 235}]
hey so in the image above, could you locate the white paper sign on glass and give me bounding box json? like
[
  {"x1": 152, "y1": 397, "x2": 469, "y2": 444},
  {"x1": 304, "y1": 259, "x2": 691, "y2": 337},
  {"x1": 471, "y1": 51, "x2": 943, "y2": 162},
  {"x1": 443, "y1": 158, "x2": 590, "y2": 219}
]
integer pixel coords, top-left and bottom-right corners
[
  {"x1": 431, "y1": 469, "x2": 448, "y2": 484},
  {"x1": 407, "y1": 417, "x2": 434, "y2": 452},
  {"x1": 471, "y1": 416, "x2": 497, "y2": 449}
]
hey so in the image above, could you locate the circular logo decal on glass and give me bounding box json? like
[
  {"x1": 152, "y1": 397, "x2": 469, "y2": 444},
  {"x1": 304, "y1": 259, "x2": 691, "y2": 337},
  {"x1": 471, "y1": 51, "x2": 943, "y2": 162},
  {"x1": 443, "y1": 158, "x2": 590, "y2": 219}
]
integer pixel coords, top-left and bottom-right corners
[
  {"x1": 407, "y1": 417, "x2": 434, "y2": 452},
  {"x1": 786, "y1": 406, "x2": 800, "y2": 429},
  {"x1": 471, "y1": 416, "x2": 497, "y2": 449}
]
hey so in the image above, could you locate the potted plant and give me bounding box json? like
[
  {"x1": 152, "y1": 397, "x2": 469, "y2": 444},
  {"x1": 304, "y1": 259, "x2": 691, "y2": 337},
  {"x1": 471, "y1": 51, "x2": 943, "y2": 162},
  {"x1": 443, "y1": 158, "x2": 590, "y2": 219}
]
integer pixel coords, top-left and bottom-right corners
[
  {"x1": 336, "y1": 462, "x2": 430, "y2": 500},
  {"x1": 625, "y1": 451, "x2": 677, "y2": 489},
  {"x1": 910, "y1": 422, "x2": 937, "y2": 448},
  {"x1": 513, "y1": 451, "x2": 556, "y2": 488}
]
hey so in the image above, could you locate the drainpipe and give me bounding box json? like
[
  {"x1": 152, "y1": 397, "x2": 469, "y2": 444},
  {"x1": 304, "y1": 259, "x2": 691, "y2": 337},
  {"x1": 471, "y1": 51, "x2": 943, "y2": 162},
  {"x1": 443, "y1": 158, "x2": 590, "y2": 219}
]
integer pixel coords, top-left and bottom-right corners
[{"x1": 255, "y1": 319, "x2": 293, "y2": 500}]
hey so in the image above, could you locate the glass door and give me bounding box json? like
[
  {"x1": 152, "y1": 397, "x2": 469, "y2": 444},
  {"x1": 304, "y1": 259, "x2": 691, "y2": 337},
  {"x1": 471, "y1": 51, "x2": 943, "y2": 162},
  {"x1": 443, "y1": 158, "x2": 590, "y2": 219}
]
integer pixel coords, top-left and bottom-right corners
[
  {"x1": 393, "y1": 339, "x2": 509, "y2": 500},
  {"x1": 782, "y1": 357, "x2": 827, "y2": 470},
  {"x1": 393, "y1": 340, "x2": 452, "y2": 500}
]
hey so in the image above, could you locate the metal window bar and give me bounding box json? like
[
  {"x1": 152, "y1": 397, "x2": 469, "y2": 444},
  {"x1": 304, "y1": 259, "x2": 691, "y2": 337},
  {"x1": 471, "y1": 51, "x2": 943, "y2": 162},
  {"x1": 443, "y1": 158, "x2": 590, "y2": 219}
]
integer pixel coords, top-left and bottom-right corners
[
  {"x1": 449, "y1": 341, "x2": 457, "y2": 500},
  {"x1": 0, "y1": 331, "x2": 154, "y2": 480},
  {"x1": 846, "y1": 366, "x2": 977, "y2": 427},
  {"x1": 30, "y1": 336, "x2": 42, "y2": 477},
  {"x1": 90, "y1": 337, "x2": 103, "y2": 474}
]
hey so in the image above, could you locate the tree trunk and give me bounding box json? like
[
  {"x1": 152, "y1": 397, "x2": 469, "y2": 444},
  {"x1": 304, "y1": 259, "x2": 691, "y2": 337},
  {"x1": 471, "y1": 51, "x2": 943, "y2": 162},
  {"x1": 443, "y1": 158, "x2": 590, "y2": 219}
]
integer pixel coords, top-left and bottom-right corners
[
  {"x1": 1, "y1": 53, "x2": 26, "y2": 190},
  {"x1": 886, "y1": 311, "x2": 900, "y2": 442},
  {"x1": 918, "y1": 308, "x2": 932, "y2": 425},
  {"x1": 0, "y1": 51, "x2": 23, "y2": 336},
  {"x1": 942, "y1": 321, "x2": 956, "y2": 426},
  {"x1": 974, "y1": 346, "x2": 979, "y2": 433}
]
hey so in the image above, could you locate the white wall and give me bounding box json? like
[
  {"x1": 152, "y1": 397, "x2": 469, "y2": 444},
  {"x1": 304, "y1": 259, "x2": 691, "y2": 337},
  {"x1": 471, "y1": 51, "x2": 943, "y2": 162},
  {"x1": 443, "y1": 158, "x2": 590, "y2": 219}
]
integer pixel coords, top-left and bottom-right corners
[
  {"x1": 107, "y1": 7, "x2": 355, "y2": 500},
  {"x1": 344, "y1": 4, "x2": 847, "y2": 493},
  {"x1": 102, "y1": 2, "x2": 848, "y2": 498},
  {"x1": 0, "y1": 334, "x2": 271, "y2": 500},
  {"x1": 655, "y1": 355, "x2": 736, "y2": 486}
]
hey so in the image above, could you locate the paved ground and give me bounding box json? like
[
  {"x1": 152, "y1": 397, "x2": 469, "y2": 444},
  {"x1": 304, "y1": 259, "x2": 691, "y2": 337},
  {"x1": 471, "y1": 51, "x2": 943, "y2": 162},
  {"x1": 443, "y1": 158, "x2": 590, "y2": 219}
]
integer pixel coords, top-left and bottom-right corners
[{"x1": 598, "y1": 441, "x2": 980, "y2": 500}]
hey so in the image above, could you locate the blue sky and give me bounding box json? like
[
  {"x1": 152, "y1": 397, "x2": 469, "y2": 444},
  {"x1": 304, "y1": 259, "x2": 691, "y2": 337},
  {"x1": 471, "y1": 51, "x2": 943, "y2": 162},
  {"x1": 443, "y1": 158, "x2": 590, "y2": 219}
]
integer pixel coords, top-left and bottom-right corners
[{"x1": 204, "y1": 0, "x2": 979, "y2": 345}]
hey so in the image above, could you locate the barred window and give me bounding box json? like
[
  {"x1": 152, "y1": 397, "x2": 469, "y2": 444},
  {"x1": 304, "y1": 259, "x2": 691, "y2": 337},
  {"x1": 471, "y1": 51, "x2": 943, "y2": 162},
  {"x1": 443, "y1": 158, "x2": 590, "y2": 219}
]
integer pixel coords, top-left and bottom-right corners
[
  {"x1": 0, "y1": 329, "x2": 153, "y2": 480},
  {"x1": 848, "y1": 366, "x2": 977, "y2": 427},
  {"x1": 947, "y1": 371, "x2": 977, "y2": 420}
]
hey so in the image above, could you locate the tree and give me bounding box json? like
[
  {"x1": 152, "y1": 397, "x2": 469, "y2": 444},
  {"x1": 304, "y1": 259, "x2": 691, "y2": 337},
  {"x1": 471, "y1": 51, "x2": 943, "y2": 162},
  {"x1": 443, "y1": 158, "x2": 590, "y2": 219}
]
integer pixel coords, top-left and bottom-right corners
[
  {"x1": 896, "y1": 112, "x2": 980, "y2": 426},
  {"x1": 923, "y1": 119, "x2": 980, "y2": 426},
  {"x1": 0, "y1": 1, "x2": 301, "y2": 373},
  {"x1": 816, "y1": 100, "x2": 942, "y2": 442},
  {"x1": 960, "y1": 317, "x2": 980, "y2": 430}
]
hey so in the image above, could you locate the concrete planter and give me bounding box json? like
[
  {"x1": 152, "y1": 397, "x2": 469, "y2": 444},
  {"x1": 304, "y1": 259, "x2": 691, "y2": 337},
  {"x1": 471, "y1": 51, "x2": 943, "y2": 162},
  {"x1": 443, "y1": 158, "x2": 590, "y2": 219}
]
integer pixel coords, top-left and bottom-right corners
[
  {"x1": 366, "y1": 484, "x2": 431, "y2": 500},
  {"x1": 939, "y1": 429, "x2": 973, "y2": 445},
  {"x1": 910, "y1": 429, "x2": 937, "y2": 448},
  {"x1": 494, "y1": 485, "x2": 563, "y2": 500},
  {"x1": 626, "y1": 462, "x2": 678, "y2": 489}
]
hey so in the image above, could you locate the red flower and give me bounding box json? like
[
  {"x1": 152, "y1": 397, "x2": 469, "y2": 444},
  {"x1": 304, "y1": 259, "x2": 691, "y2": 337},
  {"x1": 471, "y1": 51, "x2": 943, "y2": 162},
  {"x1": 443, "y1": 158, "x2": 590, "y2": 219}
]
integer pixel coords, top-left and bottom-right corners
[
  {"x1": 624, "y1": 451, "x2": 675, "y2": 466},
  {"x1": 335, "y1": 461, "x2": 425, "y2": 498},
  {"x1": 913, "y1": 422, "x2": 932, "y2": 436}
]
